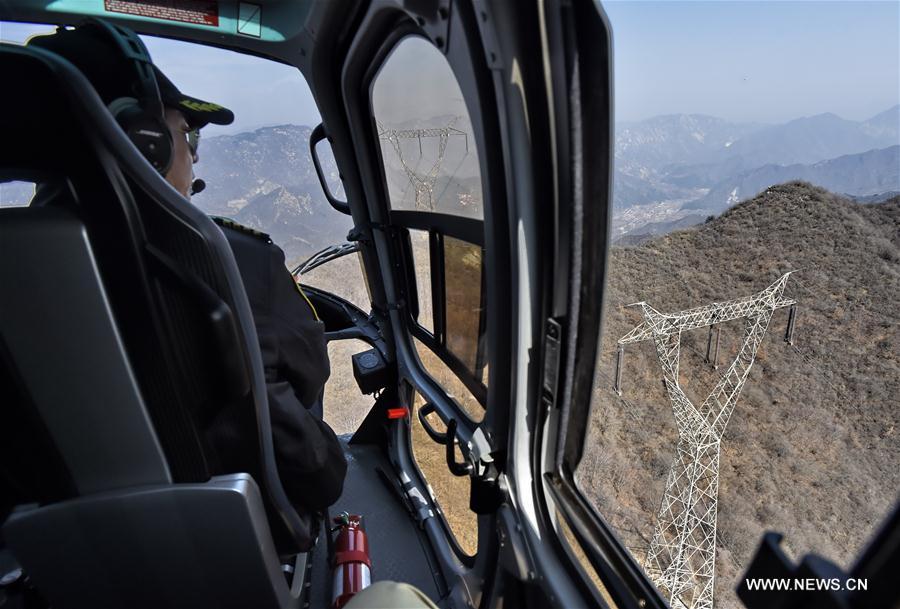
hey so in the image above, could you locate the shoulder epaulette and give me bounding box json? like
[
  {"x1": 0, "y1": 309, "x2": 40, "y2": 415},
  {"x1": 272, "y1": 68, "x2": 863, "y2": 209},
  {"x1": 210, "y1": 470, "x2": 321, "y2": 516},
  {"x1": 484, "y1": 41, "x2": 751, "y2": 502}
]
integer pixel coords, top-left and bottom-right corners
[{"x1": 211, "y1": 216, "x2": 272, "y2": 243}]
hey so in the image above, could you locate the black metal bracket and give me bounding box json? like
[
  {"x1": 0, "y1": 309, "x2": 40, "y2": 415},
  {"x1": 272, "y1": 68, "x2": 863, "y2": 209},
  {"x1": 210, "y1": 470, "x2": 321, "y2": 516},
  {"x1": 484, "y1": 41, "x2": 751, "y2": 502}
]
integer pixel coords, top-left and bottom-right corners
[
  {"x1": 445, "y1": 418, "x2": 474, "y2": 477},
  {"x1": 496, "y1": 504, "x2": 536, "y2": 582},
  {"x1": 541, "y1": 318, "x2": 563, "y2": 411}
]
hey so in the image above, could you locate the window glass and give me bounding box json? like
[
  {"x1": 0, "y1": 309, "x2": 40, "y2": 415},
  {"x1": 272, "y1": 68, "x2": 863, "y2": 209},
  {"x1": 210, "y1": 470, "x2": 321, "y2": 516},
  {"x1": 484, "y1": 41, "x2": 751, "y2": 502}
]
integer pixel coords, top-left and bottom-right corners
[
  {"x1": 0, "y1": 182, "x2": 36, "y2": 208},
  {"x1": 1, "y1": 22, "x2": 354, "y2": 272},
  {"x1": 146, "y1": 38, "x2": 358, "y2": 296},
  {"x1": 443, "y1": 237, "x2": 487, "y2": 384},
  {"x1": 414, "y1": 338, "x2": 483, "y2": 422},
  {"x1": 410, "y1": 229, "x2": 434, "y2": 334},
  {"x1": 313, "y1": 137, "x2": 347, "y2": 202},
  {"x1": 323, "y1": 338, "x2": 376, "y2": 436},
  {"x1": 576, "y1": 3, "x2": 899, "y2": 609},
  {"x1": 300, "y1": 251, "x2": 371, "y2": 313},
  {"x1": 0, "y1": 24, "x2": 50, "y2": 210},
  {"x1": 372, "y1": 36, "x2": 483, "y2": 219},
  {"x1": 409, "y1": 391, "x2": 478, "y2": 556}
]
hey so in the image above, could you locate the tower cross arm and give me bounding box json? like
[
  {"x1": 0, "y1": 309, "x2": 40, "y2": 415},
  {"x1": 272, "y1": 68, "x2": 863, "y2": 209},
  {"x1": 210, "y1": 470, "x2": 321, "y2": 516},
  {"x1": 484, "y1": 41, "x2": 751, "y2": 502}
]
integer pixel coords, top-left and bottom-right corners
[
  {"x1": 618, "y1": 321, "x2": 657, "y2": 345},
  {"x1": 617, "y1": 274, "x2": 795, "y2": 344},
  {"x1": 379, "y1": 126, "x2": 467, "y2": 139}
]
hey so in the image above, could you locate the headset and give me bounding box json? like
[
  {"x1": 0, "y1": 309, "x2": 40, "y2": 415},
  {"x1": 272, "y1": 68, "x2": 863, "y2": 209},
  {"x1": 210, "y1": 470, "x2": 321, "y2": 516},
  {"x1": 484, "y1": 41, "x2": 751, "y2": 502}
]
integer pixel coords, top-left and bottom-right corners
[{"x1": 80, "y1": 19, "x2": 174, "y2": 175}]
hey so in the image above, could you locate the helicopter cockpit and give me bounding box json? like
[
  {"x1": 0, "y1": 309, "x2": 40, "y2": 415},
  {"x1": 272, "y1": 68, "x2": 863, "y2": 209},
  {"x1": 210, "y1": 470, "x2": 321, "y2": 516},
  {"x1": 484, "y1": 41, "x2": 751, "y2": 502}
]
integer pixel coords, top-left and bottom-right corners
[{"x1": 1, "y1": 2, "x2": 897, "y2": 609}]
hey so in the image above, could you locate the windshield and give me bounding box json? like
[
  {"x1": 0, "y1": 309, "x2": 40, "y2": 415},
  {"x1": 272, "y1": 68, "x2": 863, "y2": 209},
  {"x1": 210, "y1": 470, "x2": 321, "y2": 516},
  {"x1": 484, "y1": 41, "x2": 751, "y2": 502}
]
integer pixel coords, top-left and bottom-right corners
[
  {"x1": 0, "y1": 21, "x2": 352, "y2": 270},
  {"x1": 575, "y1": 2, "x2": 899, "y2": 609}
]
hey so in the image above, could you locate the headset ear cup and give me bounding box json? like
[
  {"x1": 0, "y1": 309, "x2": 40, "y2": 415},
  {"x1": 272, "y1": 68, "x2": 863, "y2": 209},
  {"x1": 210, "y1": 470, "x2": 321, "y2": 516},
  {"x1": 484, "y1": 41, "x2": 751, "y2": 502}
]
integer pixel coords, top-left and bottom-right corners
[
  {"x1": 154, "y1": 118, "x2": 174, "y2": 175},
  {"x1": 108, "y1": 96, "x2": 173, "y2": 175},
  {"x1": 107, "y1": 96, "x2": 140, "y2": 120}
]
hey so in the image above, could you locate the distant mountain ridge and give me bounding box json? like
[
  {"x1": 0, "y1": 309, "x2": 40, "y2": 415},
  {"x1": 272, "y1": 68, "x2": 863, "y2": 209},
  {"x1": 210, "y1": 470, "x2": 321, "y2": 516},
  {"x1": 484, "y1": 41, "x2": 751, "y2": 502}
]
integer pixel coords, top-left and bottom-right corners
[
  {"x1": 194, "y1": 124, "x2": 320, "y2": 216},
  {"x1": 2, "y1": 107, "x2": 897, "y2": 255},
  {"x1": 720, "y1": 111, "x2": 897, "y2": 168},
  {"x1": 687, "y1": 145, "x2": 900, "y2": 212},
  {"x1": 860, "y1": 104, "x2": 900, "y2": 139},
  {"x1": 616, "y1": 114, "x2": 763, "y2": 169},
  {"x1": 192, "y1": 124, "x2": 352, "y2": 267},
  {"x1": 612, "y1": 106, "x2": 900, "y2": 237},
  {"x1": 618, "y1": 106, "x2": 898, "y2": 177}
]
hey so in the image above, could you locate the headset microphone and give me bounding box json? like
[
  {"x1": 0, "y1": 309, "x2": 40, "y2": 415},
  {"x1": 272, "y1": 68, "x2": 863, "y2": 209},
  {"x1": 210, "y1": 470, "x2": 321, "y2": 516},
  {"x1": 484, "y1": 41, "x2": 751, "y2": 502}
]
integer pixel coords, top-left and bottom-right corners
[{"x1": 190, "y1": 179, "x2": 206, "y2": 196}]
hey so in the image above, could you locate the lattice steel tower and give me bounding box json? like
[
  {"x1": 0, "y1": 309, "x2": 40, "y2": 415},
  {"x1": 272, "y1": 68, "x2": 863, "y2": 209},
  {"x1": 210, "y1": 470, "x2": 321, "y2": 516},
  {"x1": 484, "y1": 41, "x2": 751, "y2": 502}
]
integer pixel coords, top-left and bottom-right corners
[
  {"x1": 378, "y1": 122, "x2": 468, "y2": 211},
  {"x1": 618, "y1": 273, "x2": 795, "y2": 609}
]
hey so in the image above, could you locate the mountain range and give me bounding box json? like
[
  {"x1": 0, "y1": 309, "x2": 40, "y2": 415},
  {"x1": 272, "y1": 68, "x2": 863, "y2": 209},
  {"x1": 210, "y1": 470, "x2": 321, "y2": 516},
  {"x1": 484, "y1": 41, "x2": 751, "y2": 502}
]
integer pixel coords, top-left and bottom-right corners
[
  {"x1": 613, "y1": 105, "x2": 899, "y2": 237},
  {"x1": 2, "y1": 106, "x2": 897, "y2": 251},
  {"x1": 191, "y1": 124, "x2": 353, "y2": 268},
  {"x1": 617, "y1": 106, "x2": 898, "y2": 180},
  {"x1": 686, "y1": 145, "x2": 900, "y2": 213}
]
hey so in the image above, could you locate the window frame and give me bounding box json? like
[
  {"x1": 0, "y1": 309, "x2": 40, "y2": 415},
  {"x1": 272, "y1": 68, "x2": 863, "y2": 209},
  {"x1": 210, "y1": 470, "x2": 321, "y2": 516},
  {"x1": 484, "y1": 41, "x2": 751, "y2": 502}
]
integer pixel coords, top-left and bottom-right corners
[
  {"x1": 344, "y1": 11, "x2": 514, "y2": 596},
  {"x1": 404, "y1": 387, "x2": 480, "y2": 562},
  {"x1": 355, "y1": 17, "x2": 515, "y2": 438},
  {"x1": 393, "y1": 211, "x2": 488, "y2": 409}
]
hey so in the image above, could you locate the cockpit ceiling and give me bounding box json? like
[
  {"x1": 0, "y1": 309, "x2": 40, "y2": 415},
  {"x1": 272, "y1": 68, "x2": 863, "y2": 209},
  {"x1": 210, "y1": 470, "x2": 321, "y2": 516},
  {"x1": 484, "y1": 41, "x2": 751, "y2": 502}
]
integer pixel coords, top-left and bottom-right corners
[{"x1": 0, "y1": 0, "x2": 334, "y2": 66}]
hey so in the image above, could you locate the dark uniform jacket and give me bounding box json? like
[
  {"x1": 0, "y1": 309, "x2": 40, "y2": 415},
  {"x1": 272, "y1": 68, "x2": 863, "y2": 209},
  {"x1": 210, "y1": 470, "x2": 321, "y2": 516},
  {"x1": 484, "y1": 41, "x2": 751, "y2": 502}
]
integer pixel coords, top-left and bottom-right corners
[{"x1": 212, "y1": 217, "x2": 347, "y2": 514}]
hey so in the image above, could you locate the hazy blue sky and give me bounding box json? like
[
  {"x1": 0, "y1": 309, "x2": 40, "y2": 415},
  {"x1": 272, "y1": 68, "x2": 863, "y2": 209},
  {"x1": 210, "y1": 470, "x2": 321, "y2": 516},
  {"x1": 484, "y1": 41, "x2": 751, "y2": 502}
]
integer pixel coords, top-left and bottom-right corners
[
  {"x1": 605, "y1": 1, "x2": 899, "y2": 123},
  {"x1": 0, "y1": 21, "x2": 320, "y2": 136},
  {"x1": 3, "y1": 1, "x2": 898, "y2": 133}
]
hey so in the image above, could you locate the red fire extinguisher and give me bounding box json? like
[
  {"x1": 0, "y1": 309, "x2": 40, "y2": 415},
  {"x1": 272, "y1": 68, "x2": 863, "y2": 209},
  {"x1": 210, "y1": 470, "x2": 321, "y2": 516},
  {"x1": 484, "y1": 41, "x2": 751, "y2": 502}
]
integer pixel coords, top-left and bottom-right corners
[{"x1": 331, "y1": 512, "x2": 371, "y2": 609}]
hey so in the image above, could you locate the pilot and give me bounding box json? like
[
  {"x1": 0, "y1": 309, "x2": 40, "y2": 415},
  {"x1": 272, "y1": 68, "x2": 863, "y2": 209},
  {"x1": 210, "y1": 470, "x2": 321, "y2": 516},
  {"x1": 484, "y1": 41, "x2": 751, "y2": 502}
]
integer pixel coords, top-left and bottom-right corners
[{"x1": 27, "y1": 22, "x2": 347, "y2": 527}]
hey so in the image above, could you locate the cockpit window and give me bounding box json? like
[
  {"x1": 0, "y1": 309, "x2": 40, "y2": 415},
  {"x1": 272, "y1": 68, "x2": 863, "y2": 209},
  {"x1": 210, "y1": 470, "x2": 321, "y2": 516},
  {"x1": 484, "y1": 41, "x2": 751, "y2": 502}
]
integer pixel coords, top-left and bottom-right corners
[
  {"x1": 0, "y1": 182, "x2": 36, "y2": 207},
  {"x1": 372, "y1": 36, "x2": 489, "y2": 420},
  {"x1": 573, "y1": 3, "x2": 899, "y2": 609},
  {"x1": 1, "y1": 24, "x2": 55, "y2": 209},
  {"x1": 443, "y1": 236, "x2": 486, "y2": 382},
  {"x1": 142, "y1": 36, "x2": 354, "y2": 271},
  {"x1": 1, "y1": 21, "x2": 353, "y2": 272},
  {"x1": 370, "y1": 35, "x2": 489, "y2": 558},
  {"x1": 372, "y1": 36, "x2": 482, "y2": 220}
]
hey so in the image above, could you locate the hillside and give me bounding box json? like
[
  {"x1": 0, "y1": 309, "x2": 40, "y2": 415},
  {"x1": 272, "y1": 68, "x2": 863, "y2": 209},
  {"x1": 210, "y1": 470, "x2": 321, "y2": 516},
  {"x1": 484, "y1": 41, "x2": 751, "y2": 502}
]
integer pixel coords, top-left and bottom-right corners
[{"x1": 579, "y1": 183, "x2": 899, "y2": 609}]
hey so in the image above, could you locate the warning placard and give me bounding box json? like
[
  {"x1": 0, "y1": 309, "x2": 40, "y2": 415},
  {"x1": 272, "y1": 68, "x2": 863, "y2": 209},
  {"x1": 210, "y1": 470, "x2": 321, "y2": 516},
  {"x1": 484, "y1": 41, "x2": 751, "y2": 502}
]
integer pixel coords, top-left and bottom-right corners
[{"x1": 105, "y1": 0, "x2": 219, "y2": 27}]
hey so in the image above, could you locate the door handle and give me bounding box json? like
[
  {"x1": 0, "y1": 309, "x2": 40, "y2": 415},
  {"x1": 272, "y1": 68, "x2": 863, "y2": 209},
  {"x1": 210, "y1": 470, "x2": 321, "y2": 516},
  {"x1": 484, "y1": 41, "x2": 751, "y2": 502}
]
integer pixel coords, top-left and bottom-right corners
[
  {"x1": 445, "y1": 419, "x2": 473, "y2": 477},
  {"x1": 416, "y1": 404, "x2": 473, "y2": 477},
  {"x1": 417, "y1": 402, "x2": 449, "y2": 444}
]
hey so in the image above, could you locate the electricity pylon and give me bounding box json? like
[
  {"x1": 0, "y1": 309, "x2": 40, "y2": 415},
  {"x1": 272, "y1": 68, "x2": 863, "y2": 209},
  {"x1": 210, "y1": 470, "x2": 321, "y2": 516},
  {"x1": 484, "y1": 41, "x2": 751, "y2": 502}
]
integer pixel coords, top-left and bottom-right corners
[
  {"x1": 378, "y1": 121, "x2": 468, "y2": 210},
  {"x1": 618, "y1": 273, "x2": 795, "y2": 609}
]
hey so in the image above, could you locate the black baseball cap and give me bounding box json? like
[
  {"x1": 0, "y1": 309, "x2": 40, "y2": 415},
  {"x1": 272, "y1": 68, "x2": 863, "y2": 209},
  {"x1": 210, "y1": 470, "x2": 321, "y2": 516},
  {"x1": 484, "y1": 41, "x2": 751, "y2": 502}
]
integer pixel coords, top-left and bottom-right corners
[
  {"x1": 27, "y1": 21, "x2": 234, "y2": 129},
  {"x1": 152, "y1": 65, "x2": 234, "y2": 128}
]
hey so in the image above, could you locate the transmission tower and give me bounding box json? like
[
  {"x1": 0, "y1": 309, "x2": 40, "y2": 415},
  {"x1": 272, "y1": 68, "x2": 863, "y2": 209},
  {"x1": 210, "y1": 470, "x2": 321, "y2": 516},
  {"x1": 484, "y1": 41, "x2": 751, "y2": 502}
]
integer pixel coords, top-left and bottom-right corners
[
  {"x1": 378, "y1": 121, "x2": 468, "y2": 210},
  {"x1": 617, "y1": 273, "x2": 795, "y2": 609}
]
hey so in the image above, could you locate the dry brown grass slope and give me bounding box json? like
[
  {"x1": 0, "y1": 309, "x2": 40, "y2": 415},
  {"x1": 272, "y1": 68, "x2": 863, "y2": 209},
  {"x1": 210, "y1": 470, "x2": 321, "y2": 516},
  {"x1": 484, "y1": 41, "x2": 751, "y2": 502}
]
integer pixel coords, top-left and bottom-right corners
[{"x1": 580, "y1": 182, "x2": 899, "y2": 608}]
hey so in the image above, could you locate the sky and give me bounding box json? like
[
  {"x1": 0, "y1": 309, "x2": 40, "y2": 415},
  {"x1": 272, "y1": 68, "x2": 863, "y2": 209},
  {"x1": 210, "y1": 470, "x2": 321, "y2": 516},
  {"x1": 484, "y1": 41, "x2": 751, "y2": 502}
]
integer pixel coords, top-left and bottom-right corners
[
  {"x1": 0, "y1": 21, "x2": 320, "y2": 136},
  {"x1": 604, "y1": 1, "x2": 900, "y2": 124},
  {"x1": 2, "y1": 1, "x2": 898, "y2": 132}
]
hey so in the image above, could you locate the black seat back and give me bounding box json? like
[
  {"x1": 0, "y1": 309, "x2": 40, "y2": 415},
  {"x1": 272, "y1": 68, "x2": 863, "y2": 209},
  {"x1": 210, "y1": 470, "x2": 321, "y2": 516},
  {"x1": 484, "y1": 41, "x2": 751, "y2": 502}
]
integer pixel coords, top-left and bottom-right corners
[{"x1": 0, "y1": 41, "x2": 314, "y2": 607}]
